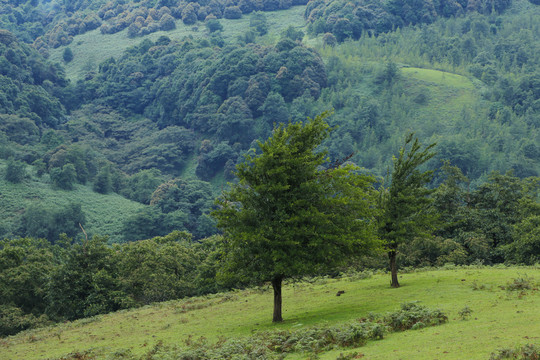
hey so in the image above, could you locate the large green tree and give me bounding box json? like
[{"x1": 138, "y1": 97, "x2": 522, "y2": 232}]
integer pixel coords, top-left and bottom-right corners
[
  {"x1": 379, "y1": 133, "x2": 436, "y2": 288},
  {"x1": 213, "y1": 113, "x2": 379, "y2": 322}
]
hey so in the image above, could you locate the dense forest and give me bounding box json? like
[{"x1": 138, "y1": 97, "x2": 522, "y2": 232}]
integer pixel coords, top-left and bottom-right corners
[{"x1": 0, "y1": 0, "x2": 538, "y2": 338}]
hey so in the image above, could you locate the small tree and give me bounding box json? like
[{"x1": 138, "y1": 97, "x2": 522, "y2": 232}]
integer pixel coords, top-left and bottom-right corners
[
  {"x1": 94, "y1": 166, "x2": 112, "y2": 194},
  {"x1": 213, "y1": 113, "x2": 379, "y2": 322},
  {"x1": 50, "y1": 163, "x2": 77, "y2": 190},
  {"x1": 379, "y1": 133, "x2": 436, "y2": 288},
  {"x1": 62, "y1": 47, "x2": 73, "y2": 63},
  {"x1": 205, "y1": 18, "x2": 223, "y2": 33},
  {"x1": 5, "y1": 158, "x2": 26, "y2": 183}
]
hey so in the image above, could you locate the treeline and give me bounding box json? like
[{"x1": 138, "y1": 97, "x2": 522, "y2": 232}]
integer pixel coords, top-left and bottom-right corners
[
  {"x1": 305, "y1": 0, "x2": 515, "y2": 43},
  {"x1": 404, "y1": 164, "x2": 539, "y2": 267},
  {"x1": 0, "y1": 0, "x2": 309, "y2": 57},
  {"x1": 0, "y1": 231, "x2": 228, "y2": 337},
  {"x1": 1, "y1": 164, "x2": 538, "y2": 337}
]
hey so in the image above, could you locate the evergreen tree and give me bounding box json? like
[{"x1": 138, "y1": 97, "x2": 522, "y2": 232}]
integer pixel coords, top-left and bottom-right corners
[
  {"x1": 378, "y1": 133, "x2": 436, "y2": 288},
  {"x1": 213, "y1": 113, "x2": 379, "y2": 322}
]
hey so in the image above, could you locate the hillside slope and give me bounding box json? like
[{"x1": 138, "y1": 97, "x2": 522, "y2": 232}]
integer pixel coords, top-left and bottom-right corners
[
  {"x1": 2, "y1": 267, "x2": 539, "y2": 359},
  {"x1": 0, "y1": 160, "x2": 145, "y2": 243}
]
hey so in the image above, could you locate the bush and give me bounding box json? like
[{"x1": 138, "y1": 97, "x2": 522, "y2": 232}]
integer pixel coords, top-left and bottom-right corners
[
  {"x1": 206, "y1": 19, "x2": 223, "y2": 33},
  {"x1": 0, "y1": 305, "x2": 50, "y2": 336},
  {"x1": 4, "y1": 158, "x2": 26, "y2": 183},
  {"x1": 159, "y1": 14, "x2": 176, "y2": 31},
  {"x1": 384, "y1": 302, "x2": 448, "y2": 331},
  {"x1": 503, "y1": 275, "x2": 535, "y2": 292},
  {"x1": 138, "y1": 304, "x2": 447, "y2": 359},
  {"x1": 490, "y1": 344, "x2": 540, "y2": 359},
  {"x1": 63, "y1": 47, "x2": 74, "y2": 63},
  {"x1": 223, "y1": 6, "x2": 242, "y2": 19},
  {"x1": 50, "y1": 163, "x2": 77, "y2": 190}
]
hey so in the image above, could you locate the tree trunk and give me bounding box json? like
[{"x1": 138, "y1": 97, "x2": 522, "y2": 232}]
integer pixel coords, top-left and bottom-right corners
[
  {"x1": 389, "y1": 251, "x2": 400, "y2": 288},
  {"x1": 271, "y1": 276, "x2": 283, "y2": 322}
]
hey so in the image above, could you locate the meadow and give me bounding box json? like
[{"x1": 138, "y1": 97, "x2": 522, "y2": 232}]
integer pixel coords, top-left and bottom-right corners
[{"x1": 1, "y1": 266, "x2": 538, "y2": 359}]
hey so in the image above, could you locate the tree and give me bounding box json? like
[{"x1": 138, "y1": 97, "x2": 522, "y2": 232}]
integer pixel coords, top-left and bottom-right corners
[
  {"x1": 115, "y1": 231, "x2": 199, "y2": 304},
  {"x1": 378, "y1": 133, "x2": 436, "y2": 288},
  {"x1": 159, "y1": 14, "x2": 176, "y2": 31},
  {"x1": 5, "y1": 158, "x2": 26, "y2": 183},
  {"x1": 47, "y1": 236, "x2": 132, "y2": 320},
  {"x1": 93, "y1": 165, "x2": 112, "y2": 194},
  {"x1": 50, "y1": 163, "x2": 77, "y2": 190},
  {"x1": 213, "y1": 113, "x2": 378, "y2": 322},
  {"x1": 62, "y1": 47, "x2": 73, "y2": 63},
  {"x1": 205, "y1": 19, "x2": 223, "y2": 33}
]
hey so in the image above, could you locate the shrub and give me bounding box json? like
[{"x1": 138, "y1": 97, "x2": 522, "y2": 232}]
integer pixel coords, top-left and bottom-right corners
[
  {"x1": 223, "y1": 6, "x2": 242, "y2": 19},
  {"x1": 138, "y1": 304, "x2": 446, "y2": 359},
  {"x1": 0, "y1": 305, "x2": 50, "y2": 336},
  {"x1": 504, "y1": 276, "x2": 534, "y2": 292},
  {"x1": 384, "y1": 302, "x2": 448, "y2": 331},
  {"x1": 4, "y1": 158, "x2": 26, "y2": 183},
  {"x1": 63, "y1": 47, "x2": 74, "y2": 63},
  {"x1": 206, "y1": 19, "x2": 223, "y2": 33},
  {"x1": 458, "y1": 306, "x2": 473, "y2": 320},
  {"x1": 490, "y1": 343, "x2": 540, "y2": 359}
]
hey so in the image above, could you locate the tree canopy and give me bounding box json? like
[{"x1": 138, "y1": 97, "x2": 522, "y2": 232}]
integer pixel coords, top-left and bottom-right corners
[
  {"x1": 378, "y1": 133, "x2": 436, "y2": 287},
  {"x1": 213, "y1": 112, "x2": 379, "y2": 322}
]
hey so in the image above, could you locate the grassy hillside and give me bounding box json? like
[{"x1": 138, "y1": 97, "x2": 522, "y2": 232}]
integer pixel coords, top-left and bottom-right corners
[
  {"x1": 2, "y1": 267, "x2": 538, "y2": 359},
  {"x1": 49, "y1": 6, "x2": 307, "y2": 81},
  {"x1": 0, "y1": 160, "x2": 145, "y2": 243}
]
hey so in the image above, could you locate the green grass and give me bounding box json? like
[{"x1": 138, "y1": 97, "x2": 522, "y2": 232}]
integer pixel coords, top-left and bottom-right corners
[
  {"x1": 401, "y1": 67, "x2": 475, "y2": 89},
  {"x1": 0, "y1": 160, "x2": 145, "y2": 243},
  {"x1": 49, "y1": 6, "x2": 307, "y2": 82},
  {"x1": 2, "y1": 267, "x2": 539, "y2": 359}
]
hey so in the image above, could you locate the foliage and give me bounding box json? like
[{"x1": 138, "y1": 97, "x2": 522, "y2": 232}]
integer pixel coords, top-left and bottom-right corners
[
  {"x1": 62, "y1": 47, "x2": 73, "y2": 63},
  {"x1": 19, "y1": 202, "x2": 86, "y2": 243},
  {"x1": 0, "y1": 32, "x2": 67, "y2": 134},
  {"x1": 114, "y1": 231, "x2": 200, "y2": 304},
  {"x1": 0, "y1": 305, "x2": 50, "y2": 337},
  {"x1": 121, "y1": 206, "x2": 187, "y2": 242},
  {"x1": 4, "y1": 158, "x2": 26, "y2": 183},
  {"x1": 383, "y1": 302, "x2": 448, "y2": 331},
  {"x1": 490, "y1": 344, "x2": 540, "y2": 360},
  {"x1": 213, "y1": 112, "x2": 379, "y2": 321},
  {"x1": 378, "y1": 133, "x2": 436, "y2": 287},
  {"x1": 150, "y1": 178, "x2": 216, "y2": 239},
  {"x1": 305, "y1": 0, "x2": 513, "y2": 42},
  {"x1": 47, "y1": 235, "x2": 133, "y2": 321},
  {"x1": 0, "y1": 237, "x2": 55, "y2": 336}
]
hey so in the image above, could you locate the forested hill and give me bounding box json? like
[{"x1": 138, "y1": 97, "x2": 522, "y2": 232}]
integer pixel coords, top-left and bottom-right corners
[{"x1": 0, "y1": 0, "x2": 539, "y2": 244}]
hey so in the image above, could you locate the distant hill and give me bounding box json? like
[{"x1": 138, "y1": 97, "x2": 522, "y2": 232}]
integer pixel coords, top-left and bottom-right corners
[{"x1": 0, "y1": 0, "x2": 538, "y2": 243}]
